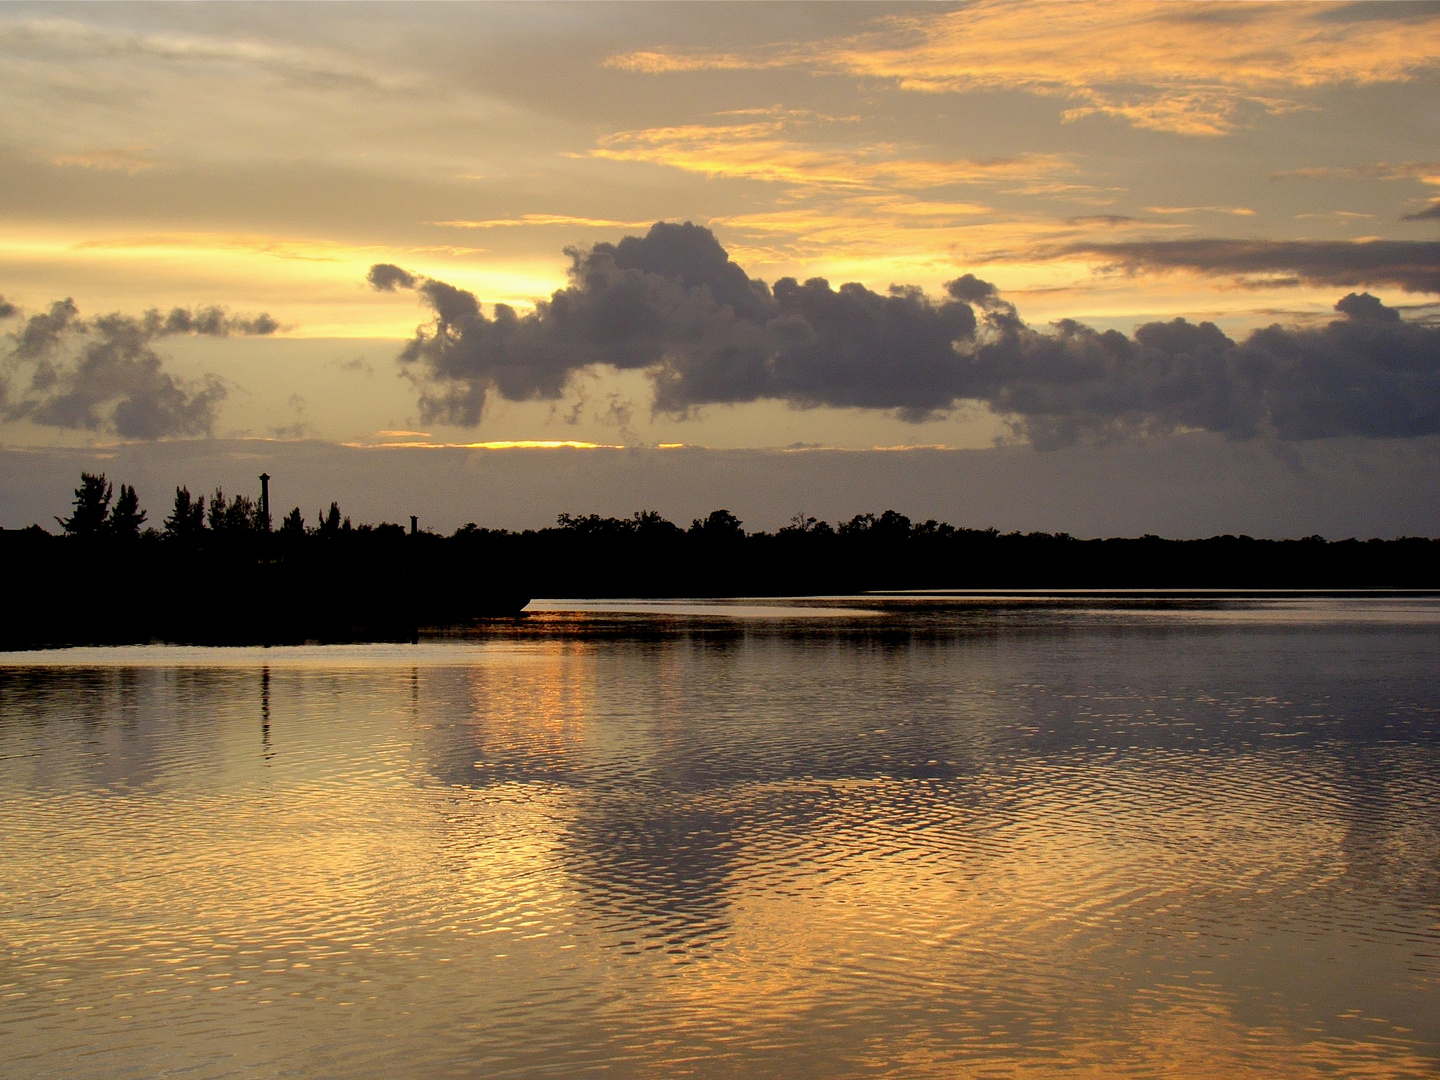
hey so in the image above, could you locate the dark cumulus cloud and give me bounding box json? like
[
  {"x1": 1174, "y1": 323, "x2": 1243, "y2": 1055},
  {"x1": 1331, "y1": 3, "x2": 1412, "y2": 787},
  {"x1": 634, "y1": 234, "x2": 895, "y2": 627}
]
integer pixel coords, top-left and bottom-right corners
[
  {"x1": 374, "y1": 221, "x2": 978, "y2": 424},
  {"x1": 1068, "y1": 238, "x2": 1440, "y2": 295},
  {"x1": 2, "y1": 300, "x2": 277, "y2": 439},
  {"x1": 376, "y1": 222, "x2": 1440, "y2": 447},
  {"x1": 367, "y1": 264, "x2": 419, "y2": 291},
  {"x1": 971, "y1": 291, "x2": 1440, "y2": 447},
  {"x1": 1403, "y1": 202, "x2": 1440, "y2": 222}
]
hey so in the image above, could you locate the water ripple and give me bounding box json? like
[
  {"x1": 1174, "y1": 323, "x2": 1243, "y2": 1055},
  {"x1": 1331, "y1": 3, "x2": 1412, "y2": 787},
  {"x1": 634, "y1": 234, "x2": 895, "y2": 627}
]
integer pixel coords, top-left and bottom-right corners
[{"x1": 1, "y1": 599, "x2": 1438, "y2": 1078}]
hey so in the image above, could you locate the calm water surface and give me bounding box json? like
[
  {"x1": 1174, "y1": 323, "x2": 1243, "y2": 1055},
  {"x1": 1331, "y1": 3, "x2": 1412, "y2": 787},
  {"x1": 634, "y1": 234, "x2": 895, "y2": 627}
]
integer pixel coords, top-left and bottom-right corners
[{"x1": 2, "y1": 597, "x2": 1438, "y2": 1079}]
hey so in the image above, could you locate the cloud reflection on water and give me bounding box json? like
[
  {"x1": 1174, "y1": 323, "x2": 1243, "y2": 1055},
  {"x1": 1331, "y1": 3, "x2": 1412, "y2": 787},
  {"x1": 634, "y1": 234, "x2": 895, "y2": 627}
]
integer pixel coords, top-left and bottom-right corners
[{"x1": 1, "y1": 601, "x2": 1437, "y2": 1077}]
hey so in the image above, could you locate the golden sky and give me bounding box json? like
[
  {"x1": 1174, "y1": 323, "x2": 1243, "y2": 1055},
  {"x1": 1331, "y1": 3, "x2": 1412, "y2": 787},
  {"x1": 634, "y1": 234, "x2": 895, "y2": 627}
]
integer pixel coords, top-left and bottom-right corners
[{"x1": 1, "y1": 1, "x2": 1438, "y2": 459}]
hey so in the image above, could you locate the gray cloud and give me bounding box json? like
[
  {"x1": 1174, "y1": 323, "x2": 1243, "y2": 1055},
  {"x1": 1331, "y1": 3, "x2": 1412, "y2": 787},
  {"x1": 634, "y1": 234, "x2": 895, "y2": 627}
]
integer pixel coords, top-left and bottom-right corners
[
  {"x1": 0, "y1": 295, "x2": 15, "y2": 320},
  {"x1": 12, "y1": 298, "x2": 82, "y2": 361},
  {"x1": 367, "y1": 263, "x2": 419, "y2": 292},
  {"x1": 379, "y1": 221, "x2": 979, "y2": 424},
  {"x1": 381, "y1": 223, "x2": 1440, "y2": 447},
  {"x1": 148, "y1": 306, "x2": 279, "y2": 336},
  {"x1": 1068, "y1": 238, "x2": 1440, "y2": 295},
  {"x1": 1403, "y1": 202, "x2": 1440, "y2": 222},
  {"x1": 972, "y1": 293, "x2": 1440, "y2": 447},
  {"x1": 1334, "y1": 292, "x2": 1400, "y2": 322},
  {"x1": 3, "y1": 300, "x2": 277, "y2": 439}
]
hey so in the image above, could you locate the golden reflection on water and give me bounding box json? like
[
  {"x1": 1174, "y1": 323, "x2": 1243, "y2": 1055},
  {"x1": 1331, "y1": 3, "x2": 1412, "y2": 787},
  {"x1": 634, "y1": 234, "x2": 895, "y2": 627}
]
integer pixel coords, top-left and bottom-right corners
[{"x1": 2, "y1": 603, "x2": 1438, "y2": 1078}]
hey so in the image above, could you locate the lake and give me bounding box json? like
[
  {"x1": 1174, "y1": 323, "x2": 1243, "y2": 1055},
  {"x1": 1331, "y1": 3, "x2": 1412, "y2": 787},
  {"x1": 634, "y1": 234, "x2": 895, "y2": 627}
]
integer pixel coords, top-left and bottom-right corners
[{"x1": 2, "y1": 596, "x2": 1438, "y2": 1079}]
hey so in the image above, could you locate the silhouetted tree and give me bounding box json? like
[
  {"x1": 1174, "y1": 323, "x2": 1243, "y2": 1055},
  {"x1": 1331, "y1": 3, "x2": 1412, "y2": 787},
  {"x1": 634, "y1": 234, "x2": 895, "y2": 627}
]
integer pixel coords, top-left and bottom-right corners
[
  {"x1": 689, "y1": 509, "x2": 745, "y2": 539},
  {"x1": 224, "y1": 494, "x2": 257, "y2": 532},
  {"x1": 208, "y1": 489, "x2": 229, "y2": 532},
  {"x1": 208, "y1": 489, "x2": 261, "y2": 533},
  {"x1": 557, "y1": 511, "x2": 672, "y2": 539},
  {"x1": 780, "y1": 513, "x2": 833, "y2": 538},
  {"x1": 839, "y1": 513, "x2": 877, "y2": 535},
  {"x1": 632, "y1": 509, "x2": 683, "y2": 540},
  {"x1": 783, "y1": 512, "x2": 819, "y2": 533},
  {"x1": 557, "y1": 512, "x2": 608, "y2": 533},
  {"x1": 317, "y1": 502, "x2": 342, "y2": 536},
  {"x1": 164, "y1": 486, "x2": 206, "y2": 538},
  {"x1": 872, "y1": 510, "x2": 913, "y2": 539},
  {"x1": 106, "y1": 484, "x2": 147, "y2": 539},
  {"x1": 56, "y1": 473, "x2": 113, "y2": 536},
  {"x1": 281, "y1": 507, "x2": 305, "y2": 535}
]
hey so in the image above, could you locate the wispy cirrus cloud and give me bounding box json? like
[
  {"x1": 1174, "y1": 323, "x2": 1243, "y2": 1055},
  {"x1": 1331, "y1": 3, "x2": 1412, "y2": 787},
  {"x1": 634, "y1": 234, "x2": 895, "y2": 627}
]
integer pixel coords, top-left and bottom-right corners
[
  {"x1": 72, "y1": 231, "x2": 362, "y2": 263},
  {"x1": 1269, "y1": 161, "x2": 1440, "y2": 221},
  {"x1": 1271, "y1": 161, "x2": 1440, "y2": 184},
  {"x1": 0, "y1": 11, "x2": 526, "y2": 188},
  {"x1": 589, "y1": 112, "x2": 1074, "y2": 194},
  {"x1": 1143, "y1": 205, "x2": 1255, "y2": 217},
  {"x1": 346, "y1": 437, "x2": 623, "y2": 450},
  {"x1": 429, "y1": 215, "x2": 659, "y2": 231},
  {"x1": 579, "y1": 109, "x2": 1100, "y2": 283},
  {"x1": 67, "y1": 231, "x2": 487, "y2": 265},
  {"x1": 607, "y1": 2, "x2": 1440, "y2": 136},
  {"x1": 0, "y1": 16, "x2": 398, "y2": 94},
  {"x1": 51, "y1": 147, "x2": 154, "y2": 174},
  {"x1": 1068, "y1": 238, "x2": 1440, "y2": 295},
  {"x1": 708, "y1": 204, "x2": 1175, "y2": 276}
]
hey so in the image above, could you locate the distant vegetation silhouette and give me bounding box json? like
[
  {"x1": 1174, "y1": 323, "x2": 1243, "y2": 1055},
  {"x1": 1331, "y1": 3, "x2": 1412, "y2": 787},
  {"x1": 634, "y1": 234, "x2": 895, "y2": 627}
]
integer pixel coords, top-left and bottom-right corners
[
  {"x1": 2, "y1": 471, "x2": 1436, "y2": 647},
  {"x1": 8, "y1": 473, "x2": 527, "y2": 647}
]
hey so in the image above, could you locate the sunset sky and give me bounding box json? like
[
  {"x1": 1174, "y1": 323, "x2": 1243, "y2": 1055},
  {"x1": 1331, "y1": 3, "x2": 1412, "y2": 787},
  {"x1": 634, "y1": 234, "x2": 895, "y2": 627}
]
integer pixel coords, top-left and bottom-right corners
[{"x1": 2, "y1": 1, "x2": 1438, "y2": 535}]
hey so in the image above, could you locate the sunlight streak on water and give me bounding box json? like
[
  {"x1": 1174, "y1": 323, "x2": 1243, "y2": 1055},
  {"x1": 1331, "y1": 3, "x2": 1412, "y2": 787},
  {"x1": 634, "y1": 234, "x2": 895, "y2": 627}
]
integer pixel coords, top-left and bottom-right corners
[{"x1": 1, "y1": 598, "x2": 1437, "y2": 1078}]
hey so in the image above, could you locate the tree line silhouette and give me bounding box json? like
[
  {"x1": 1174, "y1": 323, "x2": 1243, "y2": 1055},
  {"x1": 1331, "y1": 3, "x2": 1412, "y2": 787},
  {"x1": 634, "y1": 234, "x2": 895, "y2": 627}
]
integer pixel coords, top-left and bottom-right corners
[
  {"x1": 2, "y1": 470, "x2": 1436, "y2": 647},
  {"x1": 54, "y1": 473, "x2": 349, "y2": 541},
  {"x1": 6, "y1": 473, "x2": 523, "y2": 647},
  {"x1": 474, "y1": 506, "x2": 1438, "y2": 597}
]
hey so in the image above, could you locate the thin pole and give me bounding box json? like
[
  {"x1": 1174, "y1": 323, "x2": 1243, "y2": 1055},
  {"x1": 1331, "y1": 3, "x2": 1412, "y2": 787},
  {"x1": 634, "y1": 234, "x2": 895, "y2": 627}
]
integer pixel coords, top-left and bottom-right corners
[{"x1": 259, "y1": 473, "x2": 271, "y2": 531}]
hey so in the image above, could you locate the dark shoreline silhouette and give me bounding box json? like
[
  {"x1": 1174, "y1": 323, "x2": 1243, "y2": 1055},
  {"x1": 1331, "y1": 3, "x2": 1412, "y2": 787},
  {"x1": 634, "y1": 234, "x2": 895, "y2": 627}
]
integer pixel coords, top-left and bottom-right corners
[
  {"x1": 2, "y1": 473, "x2": 1437, "y2": 649},
  {"x1": 2, "y1": 523, "x2": 532, "y2": 649}
]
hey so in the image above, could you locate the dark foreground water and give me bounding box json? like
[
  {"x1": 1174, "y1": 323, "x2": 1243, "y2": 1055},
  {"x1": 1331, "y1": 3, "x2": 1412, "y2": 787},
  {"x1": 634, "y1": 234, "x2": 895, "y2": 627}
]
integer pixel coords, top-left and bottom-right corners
[{"x1": 2, "y1": 597, "x2": 1438, "y2": 1079}]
